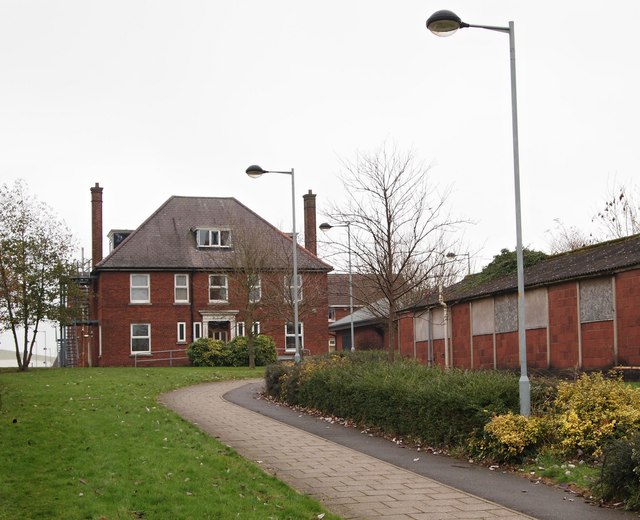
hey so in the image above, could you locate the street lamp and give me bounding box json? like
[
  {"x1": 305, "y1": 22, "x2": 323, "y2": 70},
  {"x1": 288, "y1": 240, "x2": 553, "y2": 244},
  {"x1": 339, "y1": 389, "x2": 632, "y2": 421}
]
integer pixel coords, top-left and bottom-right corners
[
  {"x1": 426, "y1": 10, "x2": 530, "y2": 416},
  {"x1": 319, "y1": 221, "x2": 355, "y2": 353},
  {"x1": 245, "y1": 165, "x2": 301, "y2": 363}
]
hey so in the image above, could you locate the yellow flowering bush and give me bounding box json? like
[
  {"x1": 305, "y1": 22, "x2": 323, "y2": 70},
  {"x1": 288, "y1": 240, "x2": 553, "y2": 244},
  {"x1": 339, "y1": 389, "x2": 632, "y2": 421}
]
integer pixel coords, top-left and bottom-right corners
[
  {"x1": 479, "y1": 412, "x2": 549, "y2": 462},
  {"x1": 553, "y1": 372, "x2": 640, "y2": 458}
]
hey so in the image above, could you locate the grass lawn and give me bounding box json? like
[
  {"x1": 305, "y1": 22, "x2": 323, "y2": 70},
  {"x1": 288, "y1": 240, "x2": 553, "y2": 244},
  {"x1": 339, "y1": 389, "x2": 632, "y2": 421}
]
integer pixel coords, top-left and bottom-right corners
[{"x1": 0, "y1": 367, "x2": 341, "y2": 520}]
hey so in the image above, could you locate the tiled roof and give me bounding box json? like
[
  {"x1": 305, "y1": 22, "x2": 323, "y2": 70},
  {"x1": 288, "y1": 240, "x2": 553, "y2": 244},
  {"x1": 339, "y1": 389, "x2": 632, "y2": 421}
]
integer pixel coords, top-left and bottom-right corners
[
  {"x1": 416, "y1": 233, "x2": 640, "y2": 308},
  {"x1": 95, "y1": 196, "x2": 332, "y2": 272}
]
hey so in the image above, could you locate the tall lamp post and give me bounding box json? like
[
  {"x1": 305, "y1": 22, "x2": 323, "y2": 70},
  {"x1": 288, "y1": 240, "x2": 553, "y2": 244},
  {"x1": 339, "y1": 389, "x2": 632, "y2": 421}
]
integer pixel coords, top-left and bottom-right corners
[
  {"x1": 246, "y1": 165, "x2": 301, "y2": 364},
  {"x1": 319, "y1": 221, "x2": 354, "y2": 352},
  {"x1": 426, "y1": 10, "x2": 530, "y2": 416}
]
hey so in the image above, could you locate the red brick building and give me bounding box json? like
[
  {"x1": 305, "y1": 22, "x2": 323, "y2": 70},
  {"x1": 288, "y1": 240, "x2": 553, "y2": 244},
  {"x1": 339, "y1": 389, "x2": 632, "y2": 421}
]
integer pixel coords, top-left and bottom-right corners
[
  {"x1": 327, "y1": 274, "x2": 382, "y2": 351},
  {"x1": 397, "y1": 235, "x2": 640, "y2": 371},
  {"x1": 329, "y1": 299, "x2": 388, "y2": 352},
  {"x1": 80, "y1": 184, "x2": 331, "y2": 367}
]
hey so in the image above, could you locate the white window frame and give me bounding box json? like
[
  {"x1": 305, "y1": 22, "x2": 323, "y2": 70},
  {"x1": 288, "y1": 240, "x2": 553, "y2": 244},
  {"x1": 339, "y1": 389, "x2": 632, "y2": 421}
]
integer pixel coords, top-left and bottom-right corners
[
  {"x1": 130, "y1": 274, "x2": 150, "y2": 304},
  {"x1": 193, "y1": 322, "x2": 202, "y2": 340},
  {"x1": 249, "y1": 275, "x2": 261, "y2": 303},
  {"x1": 196, "y1": 228, "x2": 232, "y2": 248},
  {"x1": 237, "y1": 321, "x2": 260, "y2": 337},
  {"x1": 285, "y1": 274, "x2": 303, "y2": 302},
  {"x1": 174, "y1": 274, "x2": 189, "y2": 303},
  {"x1": 131, "y1": 323, "x2": 151, "y2": 354},
  {"x1": 285, "y1": 322, "x2": 304, "y2": 352},
  {"x1": 209, "y1": 274, "x2": 229, "y2": 302},
  {"x1": 177, "y1": 322, "x2": 187, "y2": 343}
]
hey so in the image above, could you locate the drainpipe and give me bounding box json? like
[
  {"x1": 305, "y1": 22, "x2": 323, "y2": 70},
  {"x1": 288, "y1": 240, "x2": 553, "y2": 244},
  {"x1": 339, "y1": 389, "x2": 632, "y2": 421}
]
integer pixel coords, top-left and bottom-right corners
[
  {"x1": 428, "y1": 308, "x2": 434, "y2": 367},
  {"x1": 439, "y1": 284, "x2": 450, "y2": 369},
  {"x1": 412, "y1": 308, "x2": 417, "y2": 360}
]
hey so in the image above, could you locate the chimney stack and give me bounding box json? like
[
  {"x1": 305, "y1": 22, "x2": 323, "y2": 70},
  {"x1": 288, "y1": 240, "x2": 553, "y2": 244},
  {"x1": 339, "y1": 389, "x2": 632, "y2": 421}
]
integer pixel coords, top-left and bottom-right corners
[
  {"x1": 91, "y1": 183, "x2": 103, "y2": 268},
  {"x1": 303, "y1": 190, "x2": 317, "y2": 256}
]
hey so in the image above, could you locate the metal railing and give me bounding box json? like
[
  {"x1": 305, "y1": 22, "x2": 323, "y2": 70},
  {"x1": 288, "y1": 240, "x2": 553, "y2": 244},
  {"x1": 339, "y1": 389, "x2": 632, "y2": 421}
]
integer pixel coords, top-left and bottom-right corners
[{"x1": 133, "y1": 349, "x2": 189, "y2": 367}]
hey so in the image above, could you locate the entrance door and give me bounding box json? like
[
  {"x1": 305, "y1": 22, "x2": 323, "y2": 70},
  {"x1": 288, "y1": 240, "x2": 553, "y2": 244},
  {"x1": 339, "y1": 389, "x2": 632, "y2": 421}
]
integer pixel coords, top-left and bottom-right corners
[
  {"x1": 207, "y1": 321, "x2": 229, "y2": 342},
  {"x1": 340, "y1": 332, "x2": 352, "y2": 351}
]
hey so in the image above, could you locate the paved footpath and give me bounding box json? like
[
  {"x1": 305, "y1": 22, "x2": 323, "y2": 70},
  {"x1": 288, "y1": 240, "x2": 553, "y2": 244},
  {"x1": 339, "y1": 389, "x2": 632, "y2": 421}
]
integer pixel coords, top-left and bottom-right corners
[{"x1": 159, "y1": 379, "x2": 636, "y2": 520}]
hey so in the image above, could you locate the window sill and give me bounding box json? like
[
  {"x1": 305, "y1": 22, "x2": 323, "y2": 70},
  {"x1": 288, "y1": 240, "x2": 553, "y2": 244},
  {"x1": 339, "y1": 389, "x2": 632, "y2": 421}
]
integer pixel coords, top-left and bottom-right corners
[{"x1": 130, "y1": 352, "x2": 151, "y2": 357}]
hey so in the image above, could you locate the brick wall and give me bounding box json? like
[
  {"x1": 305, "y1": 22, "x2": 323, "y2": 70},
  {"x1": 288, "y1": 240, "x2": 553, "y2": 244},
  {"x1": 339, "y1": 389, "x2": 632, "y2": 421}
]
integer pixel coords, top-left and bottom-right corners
[
  {"x1": 95, "y1": 270, "x2": 329, "y2": 366},
  {"x1": 526, "y1": 329, "x2": 549, "y2": 369},
  {"x1": 450, "y1": 304, "x2": 471, "y2": 368},
  {"x1": 472, "y1": 334, "x2": 494, "y2": 369},
  {"x1": 495, "y1": 332, "x2": 519, "y2": 369},
  {"x1": 548, "y1": 283, "x2": 580, "y2": 368},
  {"x1": 581, "y1": 321, "x2": 615, "y2": 369},
  {"x1": 617, "y1": 270, "x2": 640, "y2": 365}
]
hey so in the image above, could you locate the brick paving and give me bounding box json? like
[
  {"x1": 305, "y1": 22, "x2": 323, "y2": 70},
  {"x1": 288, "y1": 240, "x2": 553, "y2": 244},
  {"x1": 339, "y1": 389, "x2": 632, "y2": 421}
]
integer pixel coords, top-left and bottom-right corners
[{"x1": 160, "y1": 379, "x2": 533, "y2": 520}]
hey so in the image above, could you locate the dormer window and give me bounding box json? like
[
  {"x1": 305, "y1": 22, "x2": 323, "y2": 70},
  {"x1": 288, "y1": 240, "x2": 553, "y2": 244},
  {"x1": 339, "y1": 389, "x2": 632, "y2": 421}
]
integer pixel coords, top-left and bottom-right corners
[{"x1": 196, "y1": 228, "x2": 231, "y2": 248}]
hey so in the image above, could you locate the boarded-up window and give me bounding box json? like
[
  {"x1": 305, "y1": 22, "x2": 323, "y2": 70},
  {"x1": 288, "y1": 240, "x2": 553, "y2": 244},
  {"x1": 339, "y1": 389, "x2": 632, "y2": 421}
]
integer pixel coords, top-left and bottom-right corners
[
  {"x1": 415, "y1": 313, "x2": 430, "y2": 342},
  {"x1": 431, "y1": 307, "x2": 446, "y2": 340},
  {"x1": 580, "y1": 278, "x2": 614, "y2": 323},
  {"x1": 472, "y1": 298, "x2": 494, "y2": 335},
  {"x1": 525, "y1": 288, "x2": 548, "y2": 329},
  {"x1": 495, "y1": 294, "x2": 517, "y2": 333}
]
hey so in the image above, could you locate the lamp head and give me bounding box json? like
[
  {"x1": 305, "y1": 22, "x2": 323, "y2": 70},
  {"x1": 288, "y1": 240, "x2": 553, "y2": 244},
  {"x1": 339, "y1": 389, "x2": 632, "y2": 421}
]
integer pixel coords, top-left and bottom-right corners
[
  {"x1": 426, "y1": 10, "x2": 465, "y2": 36},
  {"x1": 446, "y1": 252, "x2": 456, "y2": 259},
  {"x1": 319, "y1": 222, "x2": 333, "y2": 232},
  {"x1": 245, "y1": 164, "x2": 267, "y2": 178}
]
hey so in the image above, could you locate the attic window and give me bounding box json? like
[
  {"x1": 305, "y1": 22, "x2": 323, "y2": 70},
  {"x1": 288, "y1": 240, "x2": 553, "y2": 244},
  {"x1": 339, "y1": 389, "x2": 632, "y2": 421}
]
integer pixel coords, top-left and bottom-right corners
[{"x1": 196, "y1": 228, "x2": 231, "y2": 248}]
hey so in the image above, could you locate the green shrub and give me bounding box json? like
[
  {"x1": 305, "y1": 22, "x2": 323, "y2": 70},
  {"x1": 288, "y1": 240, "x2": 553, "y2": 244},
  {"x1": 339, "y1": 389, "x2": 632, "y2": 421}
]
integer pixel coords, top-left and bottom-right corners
[
  {"x1": 265, "y1": 352, "x2": 525, "y2": 448},
  {"x1": 265, "y1": 362, "x2": 291, "y2": 397},
  {"x1": 226, "y1": 335, "x2": 277, "y2": 367},
  {"x1": 186, "y1": 338, "x2": 228, "y2": 366},
  {"x1": 552, "y1": 372, "x2": 640, "y2": 458},
  {"x1": 187, "y1": 335, "x2": 276, "y2": 367},
  {"x1": 595, "y1": 432, "x2": 640, "y2": 510}
]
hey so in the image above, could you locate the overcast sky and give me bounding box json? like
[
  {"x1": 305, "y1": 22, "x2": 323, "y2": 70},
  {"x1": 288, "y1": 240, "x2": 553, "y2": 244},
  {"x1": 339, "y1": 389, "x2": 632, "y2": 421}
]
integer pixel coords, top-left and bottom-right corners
[{"x1": 1, "y1": 1, "x2": 639, "y2": 274}]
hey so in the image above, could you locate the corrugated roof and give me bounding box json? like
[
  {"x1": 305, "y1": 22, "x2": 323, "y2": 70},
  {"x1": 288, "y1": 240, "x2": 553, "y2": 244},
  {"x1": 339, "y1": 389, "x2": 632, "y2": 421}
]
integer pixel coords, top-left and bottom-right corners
[
  {"x1": 416, "y1": 233, "x2": 640, "y2": 308},
  {"x1": 95, "y1": 196, "x2": 332, "y2": 272},
  {"x1": 329, "y1": 299, "x2": 389, "y2": 331}
]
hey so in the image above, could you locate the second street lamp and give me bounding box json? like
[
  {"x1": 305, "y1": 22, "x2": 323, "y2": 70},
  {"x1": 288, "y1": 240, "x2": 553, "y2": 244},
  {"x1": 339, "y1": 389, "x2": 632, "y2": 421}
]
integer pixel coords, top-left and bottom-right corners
[
  {"x1": 426, "y1": 10, "x2": 530, "y2": 416},
  {"x1": 320, "y1": 221, "x2": 355, "y2": 352},
  {"x1": 245, "y1": 164, "x2": 301, "y2": 364}
]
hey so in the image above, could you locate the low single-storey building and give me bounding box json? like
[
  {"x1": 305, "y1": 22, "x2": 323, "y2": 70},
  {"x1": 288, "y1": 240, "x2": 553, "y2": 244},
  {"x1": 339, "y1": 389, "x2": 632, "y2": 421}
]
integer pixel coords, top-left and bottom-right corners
[{"x1": 397, "y1": 234, "x2": 640, "y2": 371}]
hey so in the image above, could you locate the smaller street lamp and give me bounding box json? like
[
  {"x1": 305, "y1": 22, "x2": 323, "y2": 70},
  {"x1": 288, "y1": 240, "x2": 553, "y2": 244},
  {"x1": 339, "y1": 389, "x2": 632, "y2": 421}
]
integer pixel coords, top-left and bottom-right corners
[
  {"x1": 246, "y1": 164, "x2": 301, "y2": 363},
  {"x1": 320, "y1": 221, "x2": 355, "y2": 353},
  {"x1": 446, "y1": 252, "x2": 471, "y2": 275}
]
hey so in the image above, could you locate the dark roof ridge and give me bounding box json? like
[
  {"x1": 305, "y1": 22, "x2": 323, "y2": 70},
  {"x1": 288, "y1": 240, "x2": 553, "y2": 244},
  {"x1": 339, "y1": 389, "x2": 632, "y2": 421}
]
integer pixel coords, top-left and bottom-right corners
[
  {"x1": 410, "y1": 233, "x2": 640, "y2": 310},
  {"x1": 94, "y1": 195, "x2": 333, "y2": 272},
  {"x1": 544, "y1": 232, "x2": 640, "y2": 261}
]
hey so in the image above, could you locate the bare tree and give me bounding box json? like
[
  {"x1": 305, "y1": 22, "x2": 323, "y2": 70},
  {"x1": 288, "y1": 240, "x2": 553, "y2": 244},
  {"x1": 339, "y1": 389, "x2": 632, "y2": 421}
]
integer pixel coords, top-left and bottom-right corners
[
  {"x1": 593, "y1": 183, "x2": 640, "y2": 239},
  {"x1": 224, "y1": 213, "x2": 328, "y2": 364},
  {"x1": 0, "y1": 180, "x2": 79, "y2": 371},
  {"x1": 326, "y1": 144, "x2": 464, "y2": 361},
  {"x1": 546, "y1": 219, "x2": 597, "y2": 254},
  {"x1": 225, "y1": 221, "x2": 274, "y2": 368}
]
